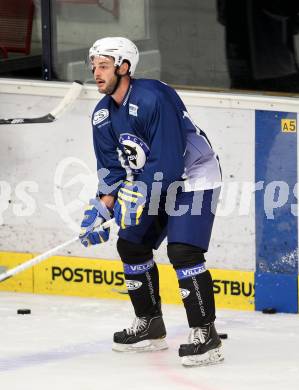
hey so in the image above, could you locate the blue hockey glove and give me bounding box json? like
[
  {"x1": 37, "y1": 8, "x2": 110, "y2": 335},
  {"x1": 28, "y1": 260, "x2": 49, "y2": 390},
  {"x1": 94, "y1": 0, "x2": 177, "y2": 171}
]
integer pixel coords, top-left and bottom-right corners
[
  {"x1": 79, "y1": 198, "x2": 112, "y2": 247},
  {"x1": 114, "y1": 181, "x2": 146, "y2": 229}
]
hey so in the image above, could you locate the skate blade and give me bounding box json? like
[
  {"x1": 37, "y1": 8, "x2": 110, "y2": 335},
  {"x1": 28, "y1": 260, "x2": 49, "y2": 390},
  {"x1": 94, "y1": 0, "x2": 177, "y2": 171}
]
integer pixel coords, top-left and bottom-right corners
[
  {"x1": 181, "y1": 347, "x2": 224, "y2": 367},
  {"x1": 112, "y1": 338, "x2": 168, "y2": 353}
]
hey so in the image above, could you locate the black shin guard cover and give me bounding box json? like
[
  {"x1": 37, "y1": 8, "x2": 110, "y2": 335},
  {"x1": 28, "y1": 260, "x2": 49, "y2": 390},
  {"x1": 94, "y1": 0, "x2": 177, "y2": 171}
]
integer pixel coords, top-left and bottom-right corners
[
  {"x1": 124, "y1": 261, "x2": 161, "y2": 317},
  {"x1": 178, "y1": 269, "x2": 216, "y2": 327}
]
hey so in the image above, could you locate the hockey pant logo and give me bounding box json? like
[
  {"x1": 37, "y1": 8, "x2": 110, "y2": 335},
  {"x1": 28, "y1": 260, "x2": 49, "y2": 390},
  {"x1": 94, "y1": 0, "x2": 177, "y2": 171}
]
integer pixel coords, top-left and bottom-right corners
[{"x1": 125, "y1": 280, "x2": 143, "y2": 291}]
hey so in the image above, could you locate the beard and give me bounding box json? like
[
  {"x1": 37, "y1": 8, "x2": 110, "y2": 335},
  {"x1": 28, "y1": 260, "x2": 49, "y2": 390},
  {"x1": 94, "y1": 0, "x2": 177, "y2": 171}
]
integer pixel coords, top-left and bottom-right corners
[{"x1": 98, "y1": 74, "x2": 119, "y2": 95}]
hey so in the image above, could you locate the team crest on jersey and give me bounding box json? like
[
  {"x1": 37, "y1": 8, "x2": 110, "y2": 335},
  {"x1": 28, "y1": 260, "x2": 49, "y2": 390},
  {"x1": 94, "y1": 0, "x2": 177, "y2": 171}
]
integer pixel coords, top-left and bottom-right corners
[
  {"x1": 93, "y1": 109, "x2": 109, "y2": 125},
  {"x1": 119, "y1": 133, "x2": 150, "y2": 172}
]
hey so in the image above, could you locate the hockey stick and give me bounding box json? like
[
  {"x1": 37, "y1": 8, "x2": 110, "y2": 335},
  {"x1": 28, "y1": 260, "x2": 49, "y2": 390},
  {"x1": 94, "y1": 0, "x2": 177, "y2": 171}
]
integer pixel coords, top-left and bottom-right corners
[
  {"x1": 0, "y1": 81, "x2": 83, "y2": 125},
  {"x1": 0, "y1": 218, "x2": 114, "y2": 283}
]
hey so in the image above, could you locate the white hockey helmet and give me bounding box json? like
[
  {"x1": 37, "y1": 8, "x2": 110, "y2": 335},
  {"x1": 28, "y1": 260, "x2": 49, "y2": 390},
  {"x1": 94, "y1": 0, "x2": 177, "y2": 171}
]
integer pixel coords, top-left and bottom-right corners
[{"x1": 89, "y1": 37, "x2": 139, "y2": 76}]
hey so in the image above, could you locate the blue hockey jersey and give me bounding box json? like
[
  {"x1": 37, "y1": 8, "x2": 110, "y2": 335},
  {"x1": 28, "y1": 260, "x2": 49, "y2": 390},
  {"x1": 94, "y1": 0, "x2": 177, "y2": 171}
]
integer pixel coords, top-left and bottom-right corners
[{"x1": 92, "y1": 79, "x2": 221, "y2": 198}]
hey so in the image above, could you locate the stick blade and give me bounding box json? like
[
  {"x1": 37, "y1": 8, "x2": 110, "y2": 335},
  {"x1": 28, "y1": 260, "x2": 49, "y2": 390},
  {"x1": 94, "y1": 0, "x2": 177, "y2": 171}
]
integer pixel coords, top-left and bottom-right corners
[{"x1": 0, "y1": 114, "x2": 55, "y2": 125}]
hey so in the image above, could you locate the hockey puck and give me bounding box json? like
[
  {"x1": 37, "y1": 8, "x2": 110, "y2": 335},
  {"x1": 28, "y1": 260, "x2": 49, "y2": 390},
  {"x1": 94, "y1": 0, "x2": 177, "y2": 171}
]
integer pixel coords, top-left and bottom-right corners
[
  {"x1": 17, "y1": 309, "x2": 31, "y2": 315},
  {"x1": 219, "y1": 333, "x2": 228, "y2": 339},
  {"x1": 262, "y1": 308, "x2": 276, "y2": 314}
]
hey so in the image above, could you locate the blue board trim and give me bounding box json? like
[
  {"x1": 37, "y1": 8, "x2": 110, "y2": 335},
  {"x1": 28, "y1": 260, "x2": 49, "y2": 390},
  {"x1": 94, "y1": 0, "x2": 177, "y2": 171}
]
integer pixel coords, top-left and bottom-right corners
[
  {"x1": 255, "y1": 111, "x2": 298, "y2": 312},
  {"x1": 255, "y1": 272, "x2": 298, "y2": 313}
]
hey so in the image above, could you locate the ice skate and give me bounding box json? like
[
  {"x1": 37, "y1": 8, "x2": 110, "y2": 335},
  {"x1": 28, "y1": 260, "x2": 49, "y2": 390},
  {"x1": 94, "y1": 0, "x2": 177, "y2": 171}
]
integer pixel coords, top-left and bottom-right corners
[
  {"x1": 179, "y1": 323, "x2": 224, "y2": 366},
  {"x1": 113, "y1": 314, "x2": 168, "y2": 352}
]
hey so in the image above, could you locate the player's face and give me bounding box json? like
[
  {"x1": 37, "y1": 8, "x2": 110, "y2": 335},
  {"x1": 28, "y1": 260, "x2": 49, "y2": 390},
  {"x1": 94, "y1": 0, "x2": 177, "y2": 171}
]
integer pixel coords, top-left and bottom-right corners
[{"x1": 92, "y1": 56, "x2": 118, "y2": 94}]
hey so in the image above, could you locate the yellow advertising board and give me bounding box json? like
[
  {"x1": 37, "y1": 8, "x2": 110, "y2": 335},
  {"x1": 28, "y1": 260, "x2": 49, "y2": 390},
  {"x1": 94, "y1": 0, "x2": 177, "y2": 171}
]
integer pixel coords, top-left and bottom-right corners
[
  {"x1": 0, "y1": 251, "x2": 254, "y2": 311},
  {"x1": 34, "y1": 256, "x2": 128, "y2": 300}
]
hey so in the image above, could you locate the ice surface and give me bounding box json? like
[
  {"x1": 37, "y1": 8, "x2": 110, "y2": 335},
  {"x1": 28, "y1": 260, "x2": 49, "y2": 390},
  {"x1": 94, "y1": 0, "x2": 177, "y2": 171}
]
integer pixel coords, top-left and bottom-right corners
[{"x1": 0, "y1": 292, "x2": 299, "y2": 390}]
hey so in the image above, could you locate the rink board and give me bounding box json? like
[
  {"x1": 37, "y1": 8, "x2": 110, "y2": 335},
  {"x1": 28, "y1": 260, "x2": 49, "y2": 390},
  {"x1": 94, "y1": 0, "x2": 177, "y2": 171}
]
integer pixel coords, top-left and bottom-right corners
[{"x1": 0, "y1": 251, "x2": 254, "y2": 311}]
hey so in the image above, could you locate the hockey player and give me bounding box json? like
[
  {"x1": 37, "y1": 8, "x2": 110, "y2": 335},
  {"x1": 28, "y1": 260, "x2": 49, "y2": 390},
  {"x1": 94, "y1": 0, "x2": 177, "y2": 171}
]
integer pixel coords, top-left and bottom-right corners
[{"x1": 79, "y1": 37, "x2": 223, "y2": 367}]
